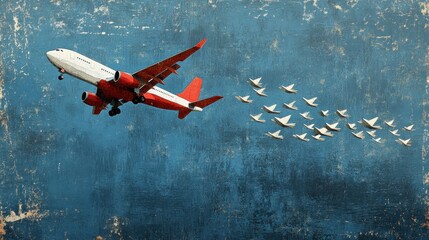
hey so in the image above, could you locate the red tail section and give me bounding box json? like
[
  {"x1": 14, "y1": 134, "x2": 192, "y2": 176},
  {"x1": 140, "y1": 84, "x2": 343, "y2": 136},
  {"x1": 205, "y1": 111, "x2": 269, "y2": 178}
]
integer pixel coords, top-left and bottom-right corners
[
  {"x1": 177, "y1": 77, "x2": 222, "y2": 119},
  {"x1": 177, "y1": 77, "x2": 202, "y2": 102},
  {"x1": 190, "y1": 96, "x2": 223, "y2": 108}
]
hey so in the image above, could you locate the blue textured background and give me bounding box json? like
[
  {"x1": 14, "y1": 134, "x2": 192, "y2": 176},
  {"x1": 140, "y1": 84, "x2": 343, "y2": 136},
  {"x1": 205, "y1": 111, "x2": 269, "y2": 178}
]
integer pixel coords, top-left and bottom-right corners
[{"x1": 0, "y1": 0, "x2": 428, "y2": 239}]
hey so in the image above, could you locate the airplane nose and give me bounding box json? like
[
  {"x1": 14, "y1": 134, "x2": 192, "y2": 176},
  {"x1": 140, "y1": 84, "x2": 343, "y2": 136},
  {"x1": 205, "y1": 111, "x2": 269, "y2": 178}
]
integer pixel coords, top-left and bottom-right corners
[
  {"x1": 46, "y1": 50, "x2": 60, "y2": 67},
  {"x1": 46, "y1": 51, "x2": 54, "y2": 61}
]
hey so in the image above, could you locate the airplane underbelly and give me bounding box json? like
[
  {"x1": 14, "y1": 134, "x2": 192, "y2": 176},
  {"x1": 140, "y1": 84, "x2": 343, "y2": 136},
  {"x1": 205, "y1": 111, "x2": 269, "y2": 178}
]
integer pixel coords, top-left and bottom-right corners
[{"x1": 143, "y1": 93, "x2": 183, "y2": 110}]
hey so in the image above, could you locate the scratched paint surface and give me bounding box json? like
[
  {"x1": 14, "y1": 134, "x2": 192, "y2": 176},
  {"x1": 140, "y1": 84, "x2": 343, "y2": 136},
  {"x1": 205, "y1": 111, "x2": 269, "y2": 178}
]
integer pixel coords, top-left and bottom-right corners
[{"x1": 0, "y1": 0, "x2": 428, "y2": 239}]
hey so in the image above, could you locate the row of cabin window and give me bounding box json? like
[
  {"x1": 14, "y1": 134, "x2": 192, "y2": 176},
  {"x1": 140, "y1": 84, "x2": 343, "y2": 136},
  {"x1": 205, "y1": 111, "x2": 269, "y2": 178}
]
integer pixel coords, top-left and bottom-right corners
[
  {"x1": 101, "y1": 68, "x2": 114, "y2": 75},
  {"x1": 77, "y1": 57, "x2": 90, "y2": 64}
]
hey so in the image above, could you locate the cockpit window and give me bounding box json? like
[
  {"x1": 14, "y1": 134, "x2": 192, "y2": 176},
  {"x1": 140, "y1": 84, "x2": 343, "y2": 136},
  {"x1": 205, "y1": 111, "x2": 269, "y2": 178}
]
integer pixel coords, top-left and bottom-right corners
[{"x1": 55, "y1": 49, "x2": 64, "y2": 52}]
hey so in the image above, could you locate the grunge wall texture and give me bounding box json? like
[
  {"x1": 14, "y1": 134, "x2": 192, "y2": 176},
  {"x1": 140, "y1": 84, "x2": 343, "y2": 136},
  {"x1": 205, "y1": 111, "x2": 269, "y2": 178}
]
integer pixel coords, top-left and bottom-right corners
[{"x1": 0, "y1": 1, "x2": 428, "y2": 239}]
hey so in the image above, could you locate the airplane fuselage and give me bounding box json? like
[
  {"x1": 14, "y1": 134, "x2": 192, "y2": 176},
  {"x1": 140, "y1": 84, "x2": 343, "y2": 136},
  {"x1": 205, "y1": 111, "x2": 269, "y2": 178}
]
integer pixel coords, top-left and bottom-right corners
[{"x1": 46, "y1": 48, "x2": 196, "y2": 112}]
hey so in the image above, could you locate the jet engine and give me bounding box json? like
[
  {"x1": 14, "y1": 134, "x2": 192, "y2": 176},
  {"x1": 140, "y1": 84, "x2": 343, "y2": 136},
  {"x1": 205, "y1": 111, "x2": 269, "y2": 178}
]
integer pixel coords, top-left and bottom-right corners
[
  {"x1": 113, "y1": 71, "x2": 140, "y2": 89},
  {"x1": 82, "y1": 92, "x2": 103, "y2": 106}
]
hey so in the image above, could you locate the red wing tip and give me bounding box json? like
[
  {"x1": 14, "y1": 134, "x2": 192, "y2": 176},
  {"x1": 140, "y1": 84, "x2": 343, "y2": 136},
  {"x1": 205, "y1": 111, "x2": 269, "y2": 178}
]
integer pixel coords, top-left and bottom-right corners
[{"x1": 196, "y1": 38, "x2": 207, "y2": 48}]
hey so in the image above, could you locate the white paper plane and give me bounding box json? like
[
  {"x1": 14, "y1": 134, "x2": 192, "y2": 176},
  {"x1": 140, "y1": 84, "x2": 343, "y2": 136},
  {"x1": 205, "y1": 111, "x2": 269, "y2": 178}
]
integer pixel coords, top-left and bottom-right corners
[
  {"x1": 283, "y1": 101, "x2": 298, "y2": 110},
  {"x1": 389, "y1": 129, "x2": 400, "y2": 137},
  {"x1": 336, "y1": 109, "x2": 350, "y2": 118},
  {"x1": 235, "y1": 95, "x2": 253, "y2": 103},
  {"x1": 366, "y1": 130, "x2": 377, "y2": 138},
  {"x1": 304, "y1": 123, "x2": 315, "y2": 130},
  {"x1": 325, "y1": 122, "x2": 341, "y2": 131},
  {"x1": 248, "y1": 77, "x2": 262, "y2": 88},
  {"x1": 272, "y1": 115, "x2": 296, "y2": 128},
  {"x1": 352, "y1": 131, "x2": 365, "y2": 139},
  {"x1": 403, "y1": 124, "x2": 415, "y2": 131},
  {"x1": 265, "y1": 130, "x2": 284, "y2": 140},
  {"x1": 361, "y1": 117, "x2": 382, "y2": 129},
  {"x1": 347, "y1": 123, "x2": 357, "y2": 130},
  {"x1": 293, "y1": 133, "x2": 310, "y2": 142},
  {"x1": 384, "y1": 119, "x2": 396, "y2": 128},
  {"x1": 314, "y1": 127, "x2": 334, "y2": 137},
  {"x1": 250, "y1": 113, "x2": 265, "y2": 123},
  {"x1": 254, "y1": 87, "x2": 267, "y2": 97},
  {"x1": 395, "y1": 138, "x2": 412, "y2": 147},
  {"x1": 279, "y1": 84, "x2": 297, "y2": 93},
  {"x1": 320, "y1": 110, "x2": 329, "y2": 117},
  {"x1": 299, "y1": 112, "x2": 313, "y2": 120},
  {"x1": 312, "y1": 134, "x2": 325, "y2": 141},
  {"x1": 372, "y1": 138, "x2": 382, "y2": 144},
  {"x1": 303, "y1": 97, "x2": 318, "y2": 107},
  {"x1": 263, "y1": 104, "x2": 281, "y2": 114}
]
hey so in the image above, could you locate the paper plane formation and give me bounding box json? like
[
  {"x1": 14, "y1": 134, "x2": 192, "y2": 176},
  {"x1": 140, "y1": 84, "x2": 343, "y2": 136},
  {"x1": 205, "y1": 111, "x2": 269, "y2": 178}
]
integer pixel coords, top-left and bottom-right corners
[{"x1": 237, "y1": 76, "x2": 416, "y2": 146}]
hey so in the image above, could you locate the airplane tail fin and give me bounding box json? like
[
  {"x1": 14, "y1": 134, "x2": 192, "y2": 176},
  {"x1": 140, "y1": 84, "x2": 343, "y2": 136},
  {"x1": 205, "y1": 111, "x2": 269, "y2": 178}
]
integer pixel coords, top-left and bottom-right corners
[
  {"x1": 177, "y1": 77, "x2": 202, "y2": 102},
  {"x1": 177, "y1": 77, "x2": 222, "y2": 119}
]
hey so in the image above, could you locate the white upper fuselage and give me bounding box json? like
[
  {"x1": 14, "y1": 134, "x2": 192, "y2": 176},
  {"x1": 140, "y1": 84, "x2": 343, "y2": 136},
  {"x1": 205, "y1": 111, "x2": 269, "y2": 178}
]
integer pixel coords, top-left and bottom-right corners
[{"x1": 46, "y1": 48, "x2": 193, "y2": 110}]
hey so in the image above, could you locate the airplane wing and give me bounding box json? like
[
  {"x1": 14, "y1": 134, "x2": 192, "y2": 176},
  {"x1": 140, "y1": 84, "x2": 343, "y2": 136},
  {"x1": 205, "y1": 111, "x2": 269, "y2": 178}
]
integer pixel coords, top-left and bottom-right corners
[
  {"x1": 92, "y1": 105, "x2": 105, "y2": 115},
  {"x1": 91, "y1": 88, "x2": 110, "y2": 115},
  {"x1": 134, "y1": 39, "x2": 207, "y2": 94}
]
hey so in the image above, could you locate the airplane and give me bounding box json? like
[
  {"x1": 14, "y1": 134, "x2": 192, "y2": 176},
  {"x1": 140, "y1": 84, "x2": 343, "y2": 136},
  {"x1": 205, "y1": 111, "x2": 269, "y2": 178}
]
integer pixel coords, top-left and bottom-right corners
[{"x1": 46, "y1": 39, "x2": 222, "y2": 119}]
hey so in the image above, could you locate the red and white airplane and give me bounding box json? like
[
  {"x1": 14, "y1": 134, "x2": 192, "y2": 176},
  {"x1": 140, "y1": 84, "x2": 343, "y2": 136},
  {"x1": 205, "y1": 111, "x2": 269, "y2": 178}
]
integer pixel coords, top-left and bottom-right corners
[{"x1": 46, "y1": 39, "x2": 222, "y2": 118}]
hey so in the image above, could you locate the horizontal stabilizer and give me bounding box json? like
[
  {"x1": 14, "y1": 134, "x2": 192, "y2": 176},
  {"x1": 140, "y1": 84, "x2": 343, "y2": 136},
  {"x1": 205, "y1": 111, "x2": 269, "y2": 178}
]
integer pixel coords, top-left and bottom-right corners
[
  {"x1": 190, "y1": 96, "x2": 223, "y2": 109},
  {"x1": 178, "y1": 109, "x2": 192, "y2": 119},
  {"x1": 178, "y1": 96, "x2": 223, "y2": 119},
  {"x1": 177, "y1": 77, "x2": 202, "y2": 102}
]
